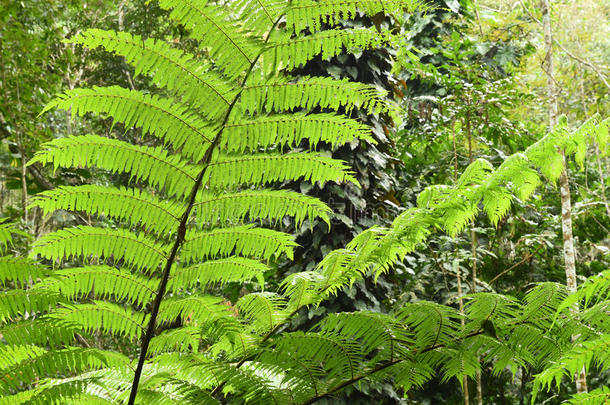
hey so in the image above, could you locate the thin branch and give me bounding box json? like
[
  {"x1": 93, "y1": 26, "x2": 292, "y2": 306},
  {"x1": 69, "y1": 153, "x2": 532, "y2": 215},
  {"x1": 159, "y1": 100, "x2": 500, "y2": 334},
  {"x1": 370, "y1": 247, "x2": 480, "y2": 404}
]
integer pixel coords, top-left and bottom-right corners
[{"x1": 488, "y1": 246, "x2": 542, "y2": 286}]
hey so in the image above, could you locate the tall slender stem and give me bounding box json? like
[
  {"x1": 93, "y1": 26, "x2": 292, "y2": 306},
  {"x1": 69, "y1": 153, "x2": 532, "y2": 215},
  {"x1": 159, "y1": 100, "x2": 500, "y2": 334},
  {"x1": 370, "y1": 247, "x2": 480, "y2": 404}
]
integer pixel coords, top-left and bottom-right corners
[{"x1": 540, "y1": 0, "x2": 587, "y2": 394}]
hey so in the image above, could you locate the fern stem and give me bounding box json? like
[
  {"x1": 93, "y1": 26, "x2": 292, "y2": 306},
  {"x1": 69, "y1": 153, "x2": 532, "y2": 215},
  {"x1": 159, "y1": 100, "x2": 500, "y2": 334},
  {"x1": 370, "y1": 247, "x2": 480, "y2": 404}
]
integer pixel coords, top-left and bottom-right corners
[{"x1": 126, "y1": 15, "x2": 283, "y2": 405}]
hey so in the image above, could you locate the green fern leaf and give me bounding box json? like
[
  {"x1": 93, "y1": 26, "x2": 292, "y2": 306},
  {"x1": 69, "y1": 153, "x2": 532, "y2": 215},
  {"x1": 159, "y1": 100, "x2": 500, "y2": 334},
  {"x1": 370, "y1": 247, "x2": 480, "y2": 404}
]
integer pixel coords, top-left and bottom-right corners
[
  {"x1": 31, "y1": 185, "x2": 183, "y2": 236},
  {"x1": 285, "y1": 0, "x2": 422, "y2": 33},
  {"x1": 42, "y1": 266, "x2": 157, "y2": 307},
  {"x1": 193, "y1": 190, "x2": 331, "y2": 227},
  {"x1": 29, "y1": 135, "x2": 198, "y2": 198},
  {"x1": 70, "y1": 29, "x2": 235, "y2": 118},
  {"x1": 49, "y1": 301, "x2": 148, "y2": 340},
  {"x1": 204, "y1": 152, "x2": 358, "y2": 189},
  {"x1": 31, "y1": 226, "x2": 170, "y2": 272},
  {"x1": 181, "y1": 225, "x2": 296, "y2": 262},
  {"x1": 265, "y1": 28, "x2": 391, "y2": 70},
  {"x1": 158, "y1": 0, "x2": 260, "y2": 79},
  {"x1": 221, "y1": 112, "x2": 373, "y2": 152},
  {"x1": 169, "y1": 257, "x2": 268, "y2": 291},
  {"x1": 42, "y1": 87, "x2": 214, "y2": 161},
  {"x1": 241, "y1": 75, "x2": 389, "y2": 116}
]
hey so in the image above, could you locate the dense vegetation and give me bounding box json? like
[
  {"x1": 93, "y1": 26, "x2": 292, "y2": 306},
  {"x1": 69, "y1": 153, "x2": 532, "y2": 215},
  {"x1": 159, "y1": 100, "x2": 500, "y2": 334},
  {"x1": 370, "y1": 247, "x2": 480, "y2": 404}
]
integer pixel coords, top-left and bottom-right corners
[{"x1": 0, "y1": 0, "x2": 608, "y2": 404}]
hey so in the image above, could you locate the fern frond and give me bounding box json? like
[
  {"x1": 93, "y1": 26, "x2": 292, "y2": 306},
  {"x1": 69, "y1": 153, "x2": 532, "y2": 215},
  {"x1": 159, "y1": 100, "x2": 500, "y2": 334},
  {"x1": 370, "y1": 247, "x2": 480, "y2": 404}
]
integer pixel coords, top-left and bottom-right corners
[
  {"x1": 42, "y1": 87, "x2": 214, "y2": 161},
  {"x1": 241, "y1": 75, "x2": 389, "y2": 116},
  {"x1": 0, "y1": 347, "x2": 128, "y2": 393},
  {"x1": 232, "y1": 0, "x2": 283, "y2": 34},
  {"x1": 158, "y1": 0, "x2": 260, "y2": 79},
  {"x1": 558, "y1": 270, "x2": 610, "y2": 314},
  {"x1": 236, "y1": 292, "x2": 287, "y2": 333},
  {"x1": 533, "y1": 335, "x2": 610, "y2": 402},
  {"x1": 265, "y1": 28, "x2": 391, "y2": 70},
  {"x1": 397, "y1": 302, "x2": 461, "y2": 350},
  {"x1": 71, "y1": 29, "x2": 234, "y2": 118},
  {"x1": 0, "y1": 289, "x2": 62, "y2": 323},
  {"x1": 221, "y1": 112, "x2": 373, "y2": 152},
  {"x1": 274, "y1": 331, "x2": 363, "y2": 381},
  {"x1": 204, "y1": 152, "x2": 358, "y2": 189},
  {"x1": 31, "y1": 226, "x2": 170, "y2": 272},
  {"x1": 49, "y1": 301, "x2": 148, "y2": 340},
  {"x1": 181, "y1": 225, "x2": 296, "y2": 262},
  {"x1": 565, "y1": 386, "x2": 610, "y2": 405},
  {"x1": 29, "y1": 135, "x2": 198, "y2": 198},
  {"x1": 31, "y1": 186, "x2": 183, "y2": 236},
  {"x1": 439, "y1": 344, "x2": 481, "y2": 385},
  {"x1": 522, "y1": 282, "x2": 568, "y2": 328},
  {"x1": 319, "y1": 312, "x2": 410, "y2": 360},
  {"x1": 1, "y1": 319, "x2": 78, "y2": 348},
  {"x1": 157, "y1": 295, "x2": 231, "y2": 326},
  {"x1": 285, "y1": 0, "x2": 423, "y2": 33},
  {"x1": 42, "y1": 266, "x2": 157, "y2": 307},
  {"x1": 169, "y1": 257, "x2": 268, "y2": 292},
  {"x1": 193, "y1": 190, "x2": 331, "y2": 227},
  {"x1": 148, "y1": 326, "x2": 201, "y2": 356},
  {"x1": 0, "y1": 256, "x2": 49, "y2": 287}
]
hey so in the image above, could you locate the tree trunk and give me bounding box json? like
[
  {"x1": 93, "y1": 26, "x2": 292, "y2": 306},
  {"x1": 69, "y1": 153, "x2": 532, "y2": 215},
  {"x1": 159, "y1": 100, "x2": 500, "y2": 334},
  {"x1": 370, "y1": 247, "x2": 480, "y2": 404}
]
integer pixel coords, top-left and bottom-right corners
[{"x1": 540, "y1": 0, "x2": 587, "y2": 393}]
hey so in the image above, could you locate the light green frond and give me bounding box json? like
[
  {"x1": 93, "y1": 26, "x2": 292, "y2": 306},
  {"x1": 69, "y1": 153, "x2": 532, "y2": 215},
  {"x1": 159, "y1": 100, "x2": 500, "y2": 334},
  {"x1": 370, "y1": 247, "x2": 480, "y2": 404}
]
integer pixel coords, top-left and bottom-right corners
[
  {"x1": 319, "y1": 312, "x2": 409, "y2": 359},
  {"x1": 274, "y1": 331, "x2": 363, "y2": 381},
  {"x1": 42, "y1": 86, "x2": 213, "y2": 161},
  {"x1": 193, "y1": 190, "x2": 331, "y2": 227},
  {"x1": 387, "y1": 360, "x2": 435, "y2": 392},
  {"x1": 29, "y1": 135, "x2": 197, "y2": 198},
  {"x1": 42, "y1": 266, "x2": 157, "y2": 307},
  {"x1": 148, "y1": 326, "x2": 201, "y2": 356},
  {"x1": 232, "y1": 0, "x2": 283, "y2": 34},
  {"x1": 204, "y1": 152, "x2": 358, "y2": 189},
  {"x1": 71, "y1": 29, "x2": 234, "y2": 118},
  {"x1": 0, "y1": 256, "x2": 49, "y2": 287},
  {"x1": 481, "y1": 187, "x2": 513, "y2": 226},
  {"x1": 397, "y1": 302, "x2": 461, "y2": 350},
  {"x1": 565, "y1": 386, "x2": 610, "y2": 405},
  {"x1": 522, "y1": 282, "x2": 568, "y2": 327},
  {"x1": 158, "y1": 0, "x2": 260, "y2": 79},
  {"x1": 241, "y1": 75, "x2": 389, "y2": 116},
  {"x1": 181, "y1": 225, "x2": 296, "y2": 262},
  {"x1": 265, "y1": 28, "x2": 391, "y2": 71},
  {"x1": 524, "y1": 130, "x2": 565, "y2": 182},
  {"x1": 1, "y1": 319, "x2": 77, "y2": 348},
  {"x1": 0, "y1": 379, "x2": 95, "y2": 405},
  {"x1": 0, "y1": 347, "x2": 128, "y2": 393},
  {"x1": 49, "y1": 301, "x2": 148, "y2": 340},
  {"x1": 285, "y1": 0, "x2": 423, "y2": 33},
  {"x1": 157, "y1": 295, "x2": 231, "y2": 326},
  {"x1": 280, "y1": 271, "x2": 325, "y2": 311},
  {"x1": 533, "y1": 335, "x2": 610, "y2": 400},
  {"x1": 221, "y1": 112, "x2": 373, "y2": 152},
  {"x1": 169, "y1": 257, "x2": 268, "y2": 291},
  {"x1": 0, "y1": 344, "x2": 47, "y2": 370},
  {"x1": 456, "y1": 158, "x2": 493, "y2": 188},
  {"x1": 558, "y1": 270, "x2": 610, "y2": 314},
  {"x1": 463, "y1": 293, "x2": 519, "y2": 328},
  {"x1": 31, "y1": 226, "x2": 170, "y2": 273},
  {"x1": 439, "y1": 344, "x2": 481, "y2": 385},
  {"x1": 0, "y1": 289, "x2": 62, "y2": 323},
  {"x1": 31, "y1": 186, "x2": 183, "y2": 236},
  {"x1": 236, "y1": 292, "x2": 287, "y2": 333}
]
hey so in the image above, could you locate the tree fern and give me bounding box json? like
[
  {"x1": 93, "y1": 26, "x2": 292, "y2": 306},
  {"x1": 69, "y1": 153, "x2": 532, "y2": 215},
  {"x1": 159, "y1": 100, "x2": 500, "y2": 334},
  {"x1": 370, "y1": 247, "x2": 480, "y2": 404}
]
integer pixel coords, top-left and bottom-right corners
[{"x1": 9, "y1": 0, "x2": 608, "y2": 403}]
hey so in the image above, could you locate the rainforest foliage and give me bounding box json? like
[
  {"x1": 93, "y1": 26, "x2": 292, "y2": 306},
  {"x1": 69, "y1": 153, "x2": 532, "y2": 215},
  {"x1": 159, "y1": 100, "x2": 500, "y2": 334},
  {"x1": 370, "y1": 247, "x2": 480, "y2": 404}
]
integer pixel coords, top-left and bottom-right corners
[{"x1": 0, "y1": 0, "x2": 608, "y2": 404}]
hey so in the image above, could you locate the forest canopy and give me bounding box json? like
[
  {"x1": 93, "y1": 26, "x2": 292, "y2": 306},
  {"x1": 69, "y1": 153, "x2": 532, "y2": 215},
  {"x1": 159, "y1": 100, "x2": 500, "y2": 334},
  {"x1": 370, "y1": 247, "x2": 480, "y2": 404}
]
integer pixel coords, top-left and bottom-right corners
[{"x1": 0, "y1": 0, "x2": 608, "y2": 404}]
